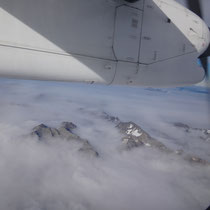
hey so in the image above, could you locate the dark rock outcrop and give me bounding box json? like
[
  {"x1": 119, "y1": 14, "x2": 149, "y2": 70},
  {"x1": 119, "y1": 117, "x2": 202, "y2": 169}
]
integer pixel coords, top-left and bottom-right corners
[
  {"x1": 29, "y1": 112, "x2": 210, "y2": 165},
  {"x1": 31, "y1": 124, "x2": 60, "y2": 140},
  {"x1": 31, "y1": 122, "x2": 99, "y2": 157},
  {"x1": 174, "y1": 122, "x2": 210, "y2": 142},
  {"x1": 184, "y1": 155, "x2": 210, "y2": 165},
  {"x1": 101, "y1": 112, "x2": 120, "y2": 124}
]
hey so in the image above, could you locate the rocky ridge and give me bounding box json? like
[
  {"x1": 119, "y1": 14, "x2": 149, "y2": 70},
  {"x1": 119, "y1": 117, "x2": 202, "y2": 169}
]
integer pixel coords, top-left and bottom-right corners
[
  {"x1": 117, "y1": 121, "x2": 209, "y2": 165},
  {"x1": 117, "y1": 121, "x2": 171, "y2": 152},
  {"x1": 31, "y1": 122, "x2": 99, "y2": 157},
  {"x1": 30, "y1": 112, "x2": 210, "y2": 165},
  {"x1": 174, "y1": 122, "x2": 210, "y2": 142}
]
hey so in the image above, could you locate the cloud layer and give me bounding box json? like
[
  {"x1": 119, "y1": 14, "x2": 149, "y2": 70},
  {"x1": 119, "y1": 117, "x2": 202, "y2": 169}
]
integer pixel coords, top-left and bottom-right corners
[{"x1": 0, "y1": 79, "x2": 209, "y2": 210}]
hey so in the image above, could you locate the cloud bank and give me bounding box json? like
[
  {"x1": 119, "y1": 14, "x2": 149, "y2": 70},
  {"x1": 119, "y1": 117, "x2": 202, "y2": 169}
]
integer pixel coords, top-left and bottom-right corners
[{"x1": 0, "y1": 78, "x2": 209, "y2": 210}]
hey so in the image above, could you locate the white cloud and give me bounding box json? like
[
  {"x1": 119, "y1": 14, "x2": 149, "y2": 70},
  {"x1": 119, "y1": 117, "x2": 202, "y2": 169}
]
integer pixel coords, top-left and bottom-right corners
[{"x1": 0, "y1": 78, "x2": 209, "y2": 210}]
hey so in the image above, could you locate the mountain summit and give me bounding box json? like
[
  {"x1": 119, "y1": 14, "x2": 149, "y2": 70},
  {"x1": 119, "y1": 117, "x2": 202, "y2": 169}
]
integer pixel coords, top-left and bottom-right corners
[{"x1": 29, "y1": 112, "x2": 209, "y2": 165}]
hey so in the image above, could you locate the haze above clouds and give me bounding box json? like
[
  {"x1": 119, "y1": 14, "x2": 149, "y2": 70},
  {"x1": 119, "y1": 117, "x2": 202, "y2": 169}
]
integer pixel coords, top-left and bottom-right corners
[{"x1": 0, "y1": 78, "x2": 210, "y2": 210}]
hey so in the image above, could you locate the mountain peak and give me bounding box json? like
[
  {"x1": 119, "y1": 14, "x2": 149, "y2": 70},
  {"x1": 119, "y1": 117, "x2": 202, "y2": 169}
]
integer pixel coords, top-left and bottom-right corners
[{"x1": 31, "y1": 122, "x2": 99, "y2": 157}]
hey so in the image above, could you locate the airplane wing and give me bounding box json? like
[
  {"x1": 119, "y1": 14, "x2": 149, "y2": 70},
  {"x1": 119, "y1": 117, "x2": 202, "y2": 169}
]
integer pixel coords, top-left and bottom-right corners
[{"x1": 0, "y1": 0, "x2": 209, "y2": 87}]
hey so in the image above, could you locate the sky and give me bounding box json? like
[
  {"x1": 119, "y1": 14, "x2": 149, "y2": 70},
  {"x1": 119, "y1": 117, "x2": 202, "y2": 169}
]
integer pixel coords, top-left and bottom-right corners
[{"x1": 0, "y1": 78, "x2": 209, "y2": 210}]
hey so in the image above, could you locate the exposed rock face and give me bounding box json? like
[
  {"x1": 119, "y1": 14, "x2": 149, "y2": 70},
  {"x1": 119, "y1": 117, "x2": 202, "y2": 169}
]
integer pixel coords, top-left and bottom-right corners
[
  {"x1": 98, "y1": 113, "x2": 209, "y2": 165},
  {"x1": 79, "y1": 140, "x2": 99, "y2": 157},
  {"x1": 116, "y1": 121, "x2": 210, "y2": 165},
  {"x1": 58, "y1": 122, "x2": 81, "y2": 140},
  {"x1": 31, "y1": 122, "x2": 99, "y2": 157},
  {"x1": 77, "y1": 109, "x2": 120, "y2": 124},
  {"x1": 101, "y1": 112, "x2": 120, "y2": 124},
  {"x1": 174, "y1": 123, "x2": 190, "y2": 131},
  {"x1": 184, "y1": 155, "x2": 210, "y2": 165},
  {"x1": 117, "y1": 122, "x2": 171, "y2": 152},
  {"x1": 61, "y1": 122, "x2": 77, "y2": 131},
  {"x1": 174, "y1": 122, "x2": 210, "y2": 142},
  {"x1": 31, "y1": 124, "x2": 60, "y2": 140},
  {"x1": 29, "y1": 112, "x2": 209, "y2": 165}
]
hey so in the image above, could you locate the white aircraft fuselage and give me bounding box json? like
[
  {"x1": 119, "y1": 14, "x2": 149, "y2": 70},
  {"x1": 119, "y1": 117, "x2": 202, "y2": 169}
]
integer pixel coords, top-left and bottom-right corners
[{"x1": 0, "y1": 0, "x2": 209, "y2": 87}]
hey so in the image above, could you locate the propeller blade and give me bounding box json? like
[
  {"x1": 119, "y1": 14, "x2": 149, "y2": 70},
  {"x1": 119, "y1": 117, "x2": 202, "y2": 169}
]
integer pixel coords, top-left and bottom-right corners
[
  {"x1": 200, "y1": 45, "x2": 210, "y2": 58},
  {"x1": 199, "y1": 27, "x2": 210, "y2": 79},
  {"x1": 186, "y1": 0, "x2": 202, "y2": 18},
  {"x1": 200, "y1": 57, "x2": 209, "y2": 79},
  {"x1": 206, "y1": 205, "x2": 210, "y2": 210}
]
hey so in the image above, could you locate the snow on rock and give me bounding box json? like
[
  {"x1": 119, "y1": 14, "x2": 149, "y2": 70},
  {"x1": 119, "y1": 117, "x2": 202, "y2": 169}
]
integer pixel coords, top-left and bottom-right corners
[
  {"x1": 116, "y1": 120, "x2": 210, "y2": 165},
  {"x1": 116, "y1": 122, "x2": 171, "y2": 152}
]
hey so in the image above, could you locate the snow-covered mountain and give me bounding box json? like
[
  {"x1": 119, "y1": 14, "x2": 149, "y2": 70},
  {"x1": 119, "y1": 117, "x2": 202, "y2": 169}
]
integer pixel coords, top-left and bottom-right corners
[{"x1": 30, "y1": 112, "x2": 210, "y2": 166}]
